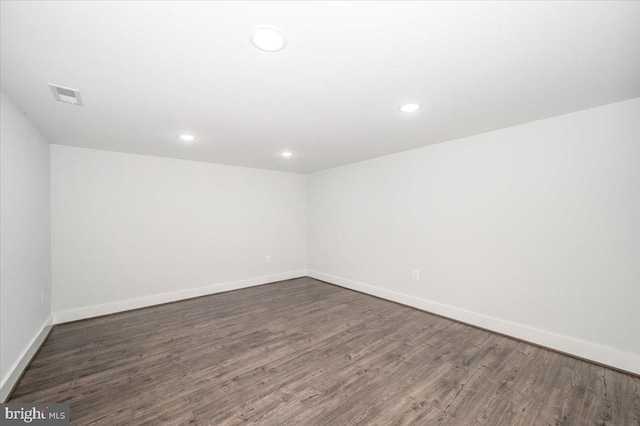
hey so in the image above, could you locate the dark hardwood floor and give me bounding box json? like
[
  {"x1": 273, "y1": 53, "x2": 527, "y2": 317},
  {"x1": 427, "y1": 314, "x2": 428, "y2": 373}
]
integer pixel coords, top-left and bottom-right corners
[{"x1": 9, "y1": 277, "x2": 640, "y2": 425}]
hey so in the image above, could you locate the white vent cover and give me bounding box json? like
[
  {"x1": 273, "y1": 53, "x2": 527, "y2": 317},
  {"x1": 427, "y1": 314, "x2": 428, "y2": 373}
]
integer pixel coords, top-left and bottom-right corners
[{"x1": 48, "y1": 83, "x2": 83, "y2": 106}]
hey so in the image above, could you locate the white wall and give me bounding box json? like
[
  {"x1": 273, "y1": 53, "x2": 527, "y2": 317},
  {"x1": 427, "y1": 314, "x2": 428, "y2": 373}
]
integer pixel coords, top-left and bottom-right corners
[
  {"x1": 5, "y1": 93, "x2": 639, "y2": 387},
  {"x1": 1, "y1": 93, "x2": 52, "y2": 399},
  {"x1": 51, "y1": 145, "x2": 306, "y2": 321},
  {"x1": 307, "y1": 97, "x2": 640, "y2": 374}
]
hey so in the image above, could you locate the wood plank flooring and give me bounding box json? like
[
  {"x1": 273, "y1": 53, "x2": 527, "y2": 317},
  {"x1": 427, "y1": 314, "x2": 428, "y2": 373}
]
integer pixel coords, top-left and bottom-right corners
[{"x1": 9, "y1": 277, "x2": 640, "y2": 425}]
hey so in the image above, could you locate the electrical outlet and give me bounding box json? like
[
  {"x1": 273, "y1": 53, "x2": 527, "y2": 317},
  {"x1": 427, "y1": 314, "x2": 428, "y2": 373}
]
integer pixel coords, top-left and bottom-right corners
[
  {"x1": 265, "y1": 256, "x2": 272, "y2": 264},
  {"x1": 40, "y1": 290, "x2": 44, "y2": 304},
  {"x1": 412, "y1": 269, "x2": 420, "y2": 280}
]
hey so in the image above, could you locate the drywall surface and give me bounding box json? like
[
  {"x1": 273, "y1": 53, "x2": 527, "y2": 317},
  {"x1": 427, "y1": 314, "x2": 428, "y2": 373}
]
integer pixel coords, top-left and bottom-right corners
[
  {"x1": 51, "y1": 145, "x2": 306, "y2": 316},
  {"x1": 307, "y1": 98, "x2": 640, "y2": 373},
  {"x1": 0, "y1": 93, "x2": 52, "y2": 393}
]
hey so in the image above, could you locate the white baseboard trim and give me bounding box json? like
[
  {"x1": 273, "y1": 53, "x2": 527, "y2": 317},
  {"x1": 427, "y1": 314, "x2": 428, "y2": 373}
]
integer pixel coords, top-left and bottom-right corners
[
  {"x1": 308, "y1": 270, "x2": 640, "y2": 376},
  {"x1": 54, "y1": 270, "x2": 307, "y2": 324},
  {"x1": 1, "y1": 314, "x2": 53, "y2": 402}
]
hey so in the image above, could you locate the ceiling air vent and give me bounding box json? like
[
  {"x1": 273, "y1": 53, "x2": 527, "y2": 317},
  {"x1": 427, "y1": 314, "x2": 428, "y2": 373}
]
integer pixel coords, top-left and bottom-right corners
[{"x1": 48, "y1": 83, "x2": 83, "y2": 106}]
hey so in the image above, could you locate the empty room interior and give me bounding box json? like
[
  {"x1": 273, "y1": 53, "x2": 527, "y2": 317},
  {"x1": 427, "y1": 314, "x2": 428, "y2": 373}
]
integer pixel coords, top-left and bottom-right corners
[{"x1": 1, "y1": 1, "x2": 639, "y2": 424}]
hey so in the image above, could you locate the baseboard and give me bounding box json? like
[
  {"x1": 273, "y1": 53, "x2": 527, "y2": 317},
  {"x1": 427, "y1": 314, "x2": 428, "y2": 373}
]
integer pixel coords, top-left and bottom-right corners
[
  {"x1": 54, "y1": 270, "x2": 307, "y2": 324},
  {"x1": 1, "y1": 314, "x2": 53, "y2": 402},
  {"x1": 308, "y1": 270, "x2": 640, "y2": 376}
]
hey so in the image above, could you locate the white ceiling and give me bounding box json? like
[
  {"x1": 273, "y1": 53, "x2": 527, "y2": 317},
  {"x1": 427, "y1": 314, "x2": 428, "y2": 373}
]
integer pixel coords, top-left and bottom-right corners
[{"x1": 2, "y1": 1, "x2": 639, "y2": 173}]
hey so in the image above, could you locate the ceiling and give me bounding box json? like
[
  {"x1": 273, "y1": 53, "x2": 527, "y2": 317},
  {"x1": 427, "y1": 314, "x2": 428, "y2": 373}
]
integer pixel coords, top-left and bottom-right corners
[{"x1": 2, "y1": 1, "x2": 639, "y2": 173}]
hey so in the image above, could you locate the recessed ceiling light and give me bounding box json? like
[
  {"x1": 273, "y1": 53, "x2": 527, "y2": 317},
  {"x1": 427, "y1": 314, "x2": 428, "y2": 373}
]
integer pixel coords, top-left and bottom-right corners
[
  {"x1": 399, "y1": 103, "x2": 421, "y2": 113},
  {"x1": 250, "y1": 25, "x2": 287, "y2": 52},
  {"x1": 179, "y1": 134, "x2": 197, "y2": 142},
  {"x1": 281, "y1": 151, "x2": 293, "y2": 158}
]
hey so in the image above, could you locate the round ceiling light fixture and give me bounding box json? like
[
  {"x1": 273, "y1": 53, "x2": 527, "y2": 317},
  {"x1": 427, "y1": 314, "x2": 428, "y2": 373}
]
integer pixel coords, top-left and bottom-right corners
[
  {"x1": 250, "y1": 25, "x2": 287, "y2": 52},
  {"x1": 398, "y1": 103, "x2": 421, "y2": 113},
  {"x1": 281, "y1": 151, "x2": 293, "y2": 158},
  {"x1": 179, "y1": 134, "x2": 197, "y2": 142}
]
